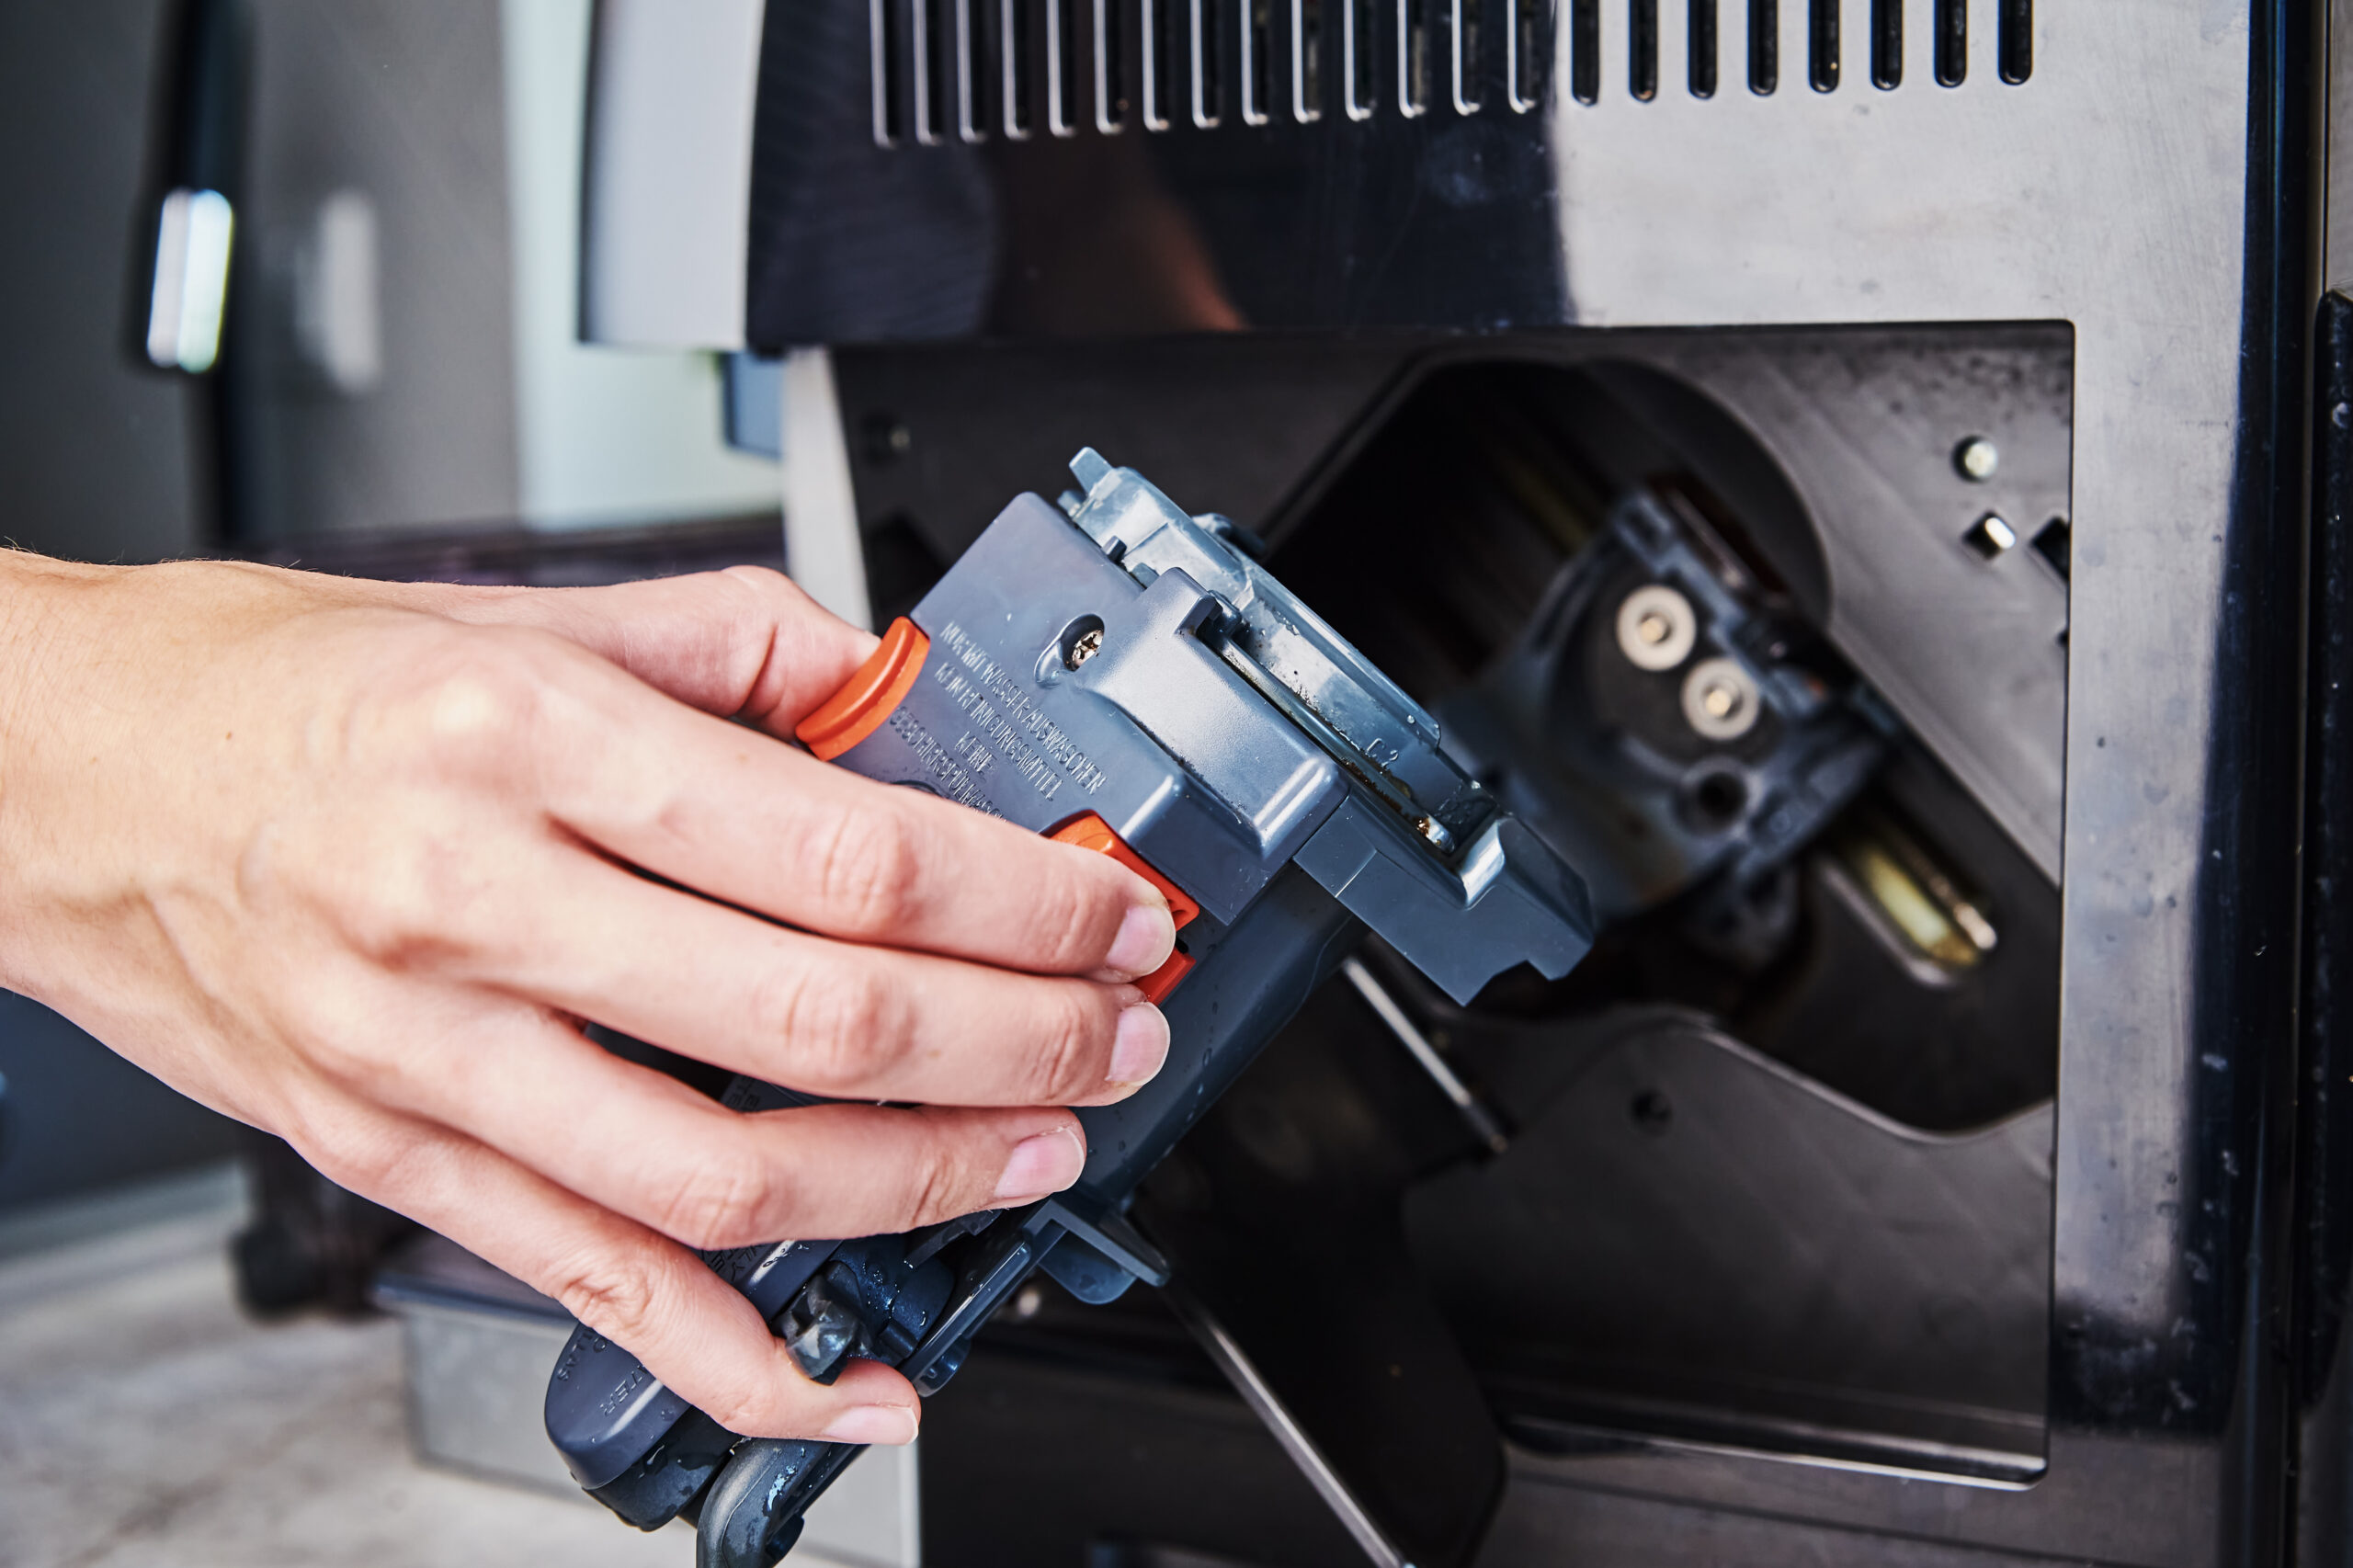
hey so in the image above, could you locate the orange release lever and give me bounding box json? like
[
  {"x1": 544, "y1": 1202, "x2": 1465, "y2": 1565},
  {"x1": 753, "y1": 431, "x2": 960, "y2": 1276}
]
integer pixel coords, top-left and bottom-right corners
[
  {"x1": 1050, "y1": 813, "x2": 1199, "y2": 1005},
  {"x1": 794, "y1": 618, "x2": 930, "y2": 762},
  {"x1": 794, "y1": 619, "x2": 1201, "y2": 1004}
]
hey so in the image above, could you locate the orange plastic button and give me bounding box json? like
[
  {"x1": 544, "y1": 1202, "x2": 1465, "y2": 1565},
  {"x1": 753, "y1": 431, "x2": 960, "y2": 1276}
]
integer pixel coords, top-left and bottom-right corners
[
  {"x1": 794, "y1": 618, "x2": 931, "y2": 762},
  {"x1": 1050, "y1": 813, "x2": 1199, "y2": 1004}
]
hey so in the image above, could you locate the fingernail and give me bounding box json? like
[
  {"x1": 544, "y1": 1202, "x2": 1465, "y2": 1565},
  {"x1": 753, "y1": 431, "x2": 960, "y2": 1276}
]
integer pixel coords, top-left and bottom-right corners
[
  {"x1": 1104, "y1": 901, "x2": 1176, "y2": 980},
  {"x1": 820, "y1": 1403, "x2": 920, "y2": 1446},
  {"x1": 995, "y1": 1126, "x2": 1086, "y2": 1203},
  {"x1": 1108, "y1": 1002, "x2": 1170, "y2": 1087}
]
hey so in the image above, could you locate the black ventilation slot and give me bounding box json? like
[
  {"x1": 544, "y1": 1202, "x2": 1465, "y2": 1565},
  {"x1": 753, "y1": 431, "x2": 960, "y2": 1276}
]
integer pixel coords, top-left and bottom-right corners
[
  {"x1": 874, "y1": 0, "x2": 908, "y2": 142},
  {"x1": 1005, "y1": 0, "x2": 1036, "y2": 135},
  {"x1": 1049, "y1": 0, "x2": 1076, "y2": 132},
  {"x1": 1934, "y1": 0, "x2": 1964, "y2": 85},
  {"x1": 1509, "y1": 0, "x2": 1542, "y2": 108},
  {"x1": 958, "y1": 0, "x2": 989, "y2": 138},
  {"x1": 1144, "y1": 0, "x2": 1177, "y2": 125},
  {"x1": 1454, "y1": 0, "x2": 1484, "y2": 111},
  {"x1": 1997, "y1": 0, "x2": 2031, "y2": 82},
  {"x1": 1097, "y1": 0, "x2": 1129, "y2": 129},
  {"x1": 1688, "y1": 0, "x2": 1717, "y2": 96},
  {"x1": 1195, "y1": 0, "x2": 1223, "y2": 124},
  {"x1": 1807, "y1": 0, "x2": 1836, "y2": 90},
  {"x1": 1870, "y1": 0, "x2": 1898, "y2": 87},
  {"x1": 1244, "y1": 0, "x2": 1272, "y2": 122},
  {"x1": 871, "y1": 0, "x2": 1608, "y2": 143},
  {"x1": 1569, "y1": 0, "x2": 1599, "y2": 103},
  {"x1": 1298, "y1": 0, "x2": 1325, "y2": 119},
  {"x1": 1748, "y1": 0, "x2": 1776, "y2": 94},
  {"x1": 915, "y1": 0, "x2": 951, "y2": 142},
  {"x1": 1347, "y1": 0, "x2": 1380, "y2": 113},
  {"x1": 1630, "y1": 0, "x2": 1657, "y2": 99},
  {"x1": 1404, "y1": 0, "x2": 1434, "y2": 113}
]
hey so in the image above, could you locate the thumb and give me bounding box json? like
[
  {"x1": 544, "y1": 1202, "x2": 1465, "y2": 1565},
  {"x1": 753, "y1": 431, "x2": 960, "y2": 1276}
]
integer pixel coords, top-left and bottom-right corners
[{"x1": 431, "y1": 565, "x2": 880, "y2": 735}]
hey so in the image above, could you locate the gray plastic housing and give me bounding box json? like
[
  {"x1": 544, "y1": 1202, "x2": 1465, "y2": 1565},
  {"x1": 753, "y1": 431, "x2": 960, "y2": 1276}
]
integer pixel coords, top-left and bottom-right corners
[
  {"x1": 541, "y1": 454, "x2": 1595, "y2": 1527},
  {"x1": 841, "y1": 458, "x2": 1593, "y2": 1000}
]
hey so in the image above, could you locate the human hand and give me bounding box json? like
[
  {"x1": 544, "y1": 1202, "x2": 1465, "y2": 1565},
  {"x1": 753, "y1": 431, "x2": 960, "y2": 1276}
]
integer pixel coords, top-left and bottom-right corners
[{"x1": 0, "y1": 553, "x2": 1176, "y2": 1446}]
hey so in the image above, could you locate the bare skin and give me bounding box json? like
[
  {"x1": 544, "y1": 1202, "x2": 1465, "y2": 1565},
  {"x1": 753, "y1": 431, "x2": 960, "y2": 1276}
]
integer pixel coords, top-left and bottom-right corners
[{"x1": 0, "y1": 553, "x2": 1176, "y2": 1449}]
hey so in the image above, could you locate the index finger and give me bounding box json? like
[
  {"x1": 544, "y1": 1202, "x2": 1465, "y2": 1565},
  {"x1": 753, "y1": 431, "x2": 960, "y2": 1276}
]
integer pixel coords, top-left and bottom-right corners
[
  {"x1": 487, "y1": 630, "x2": 1177, "y2": 981},
  {"x1": 423, "y1": 566, "x2": 878, "y2": 736}
]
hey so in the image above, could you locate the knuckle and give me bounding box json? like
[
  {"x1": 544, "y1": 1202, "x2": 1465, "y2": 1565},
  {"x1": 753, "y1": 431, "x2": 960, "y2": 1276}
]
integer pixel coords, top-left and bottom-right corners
[
  {"x1": 699, "y1": 1387, "x2": 778, "y2": 1436},
  {"x1": 701, "y1": 568, "x2": 790, "y2": 665},
  {"x1": 757, "y1": 961, "x2": 911, "y2": 1092},
  {"x1": 701, "y1": 1360, "x2": 837, "y2": 1437},
  {"x1": 320, "y1": 821, "x2": 523, "y2": 983},
  {"x1": 551, "y1": 1254, "x2": 665, "y2": 1346},
  {"x1": 1027, "y1": 855, "x2": 1109, "y2": 971},
  {"x1": 280, "y1": 1101, "x2": 414, "y2": 1199},
  {"x1": 324, "y1": 637, "x2": 563, "y2": 971},
  {"x1": 1024, "y1": 984, "x2": 1109, "y2": 1100},
  {"x1": 647, "y1": 1150, "x2": 781, "y2": 1251},
  {"x1": 382, "y1": 637, "x2": 551, "y2": 775},
  {"x1": 324, "y1": 839, "x2": 487, "y2": 972},
  {"x1": 292, "y1": 1023, "x2": 398, "y2": 1103},
  {"x1": 272, "y1": 977, "x2": 418, "y2": 1103},
  {"x1": 902, "y1": 1141, "x2": 973, "y2": 1229},
  {"x1": 795, "y1": 801, "x2": 923, "y2": 939}
]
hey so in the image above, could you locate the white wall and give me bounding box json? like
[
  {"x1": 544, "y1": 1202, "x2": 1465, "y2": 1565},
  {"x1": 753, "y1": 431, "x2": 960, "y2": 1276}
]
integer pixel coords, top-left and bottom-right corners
[{"x1": 500, "y1": 0, "x2": 779, "y2": 529}]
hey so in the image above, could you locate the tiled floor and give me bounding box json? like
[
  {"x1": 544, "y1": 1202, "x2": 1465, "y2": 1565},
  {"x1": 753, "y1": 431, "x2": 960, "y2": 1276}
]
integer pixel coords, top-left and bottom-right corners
[{"x1": 0, "y1": 1176, "x2": 879, "y2": 1568}]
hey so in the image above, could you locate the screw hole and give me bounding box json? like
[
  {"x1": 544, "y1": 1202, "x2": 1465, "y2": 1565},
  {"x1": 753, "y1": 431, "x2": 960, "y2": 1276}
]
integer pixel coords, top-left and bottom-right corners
[
  {"x1": 861, "y1": 414, "x2": 913, "y2": 464},
  {"x1": 1683, "y1": 770, "x2": 1749, "y2": 831}
]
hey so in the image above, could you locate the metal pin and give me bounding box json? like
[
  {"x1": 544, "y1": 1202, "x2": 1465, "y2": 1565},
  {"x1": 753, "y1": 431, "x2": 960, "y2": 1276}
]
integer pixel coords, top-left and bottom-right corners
[
  {"x1": 1342, "y1": 957, "x2": 1510, "y2": 1154},
  {"x1": 1615, "y1": 584, "x2": 1698, "y2": 671},
  {"x1": 1681, "y1": 656, "x2": 1761, "y2": 740},
  {"x1": 1964, "y1": 513, "x2": 2019, "y2": 559}
]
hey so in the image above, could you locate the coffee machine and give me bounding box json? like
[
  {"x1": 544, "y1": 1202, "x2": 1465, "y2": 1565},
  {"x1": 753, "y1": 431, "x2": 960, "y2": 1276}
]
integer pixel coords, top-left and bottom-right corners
[{"x1": 569, "y1": 3, "x2": 2352, "y2": 1563}]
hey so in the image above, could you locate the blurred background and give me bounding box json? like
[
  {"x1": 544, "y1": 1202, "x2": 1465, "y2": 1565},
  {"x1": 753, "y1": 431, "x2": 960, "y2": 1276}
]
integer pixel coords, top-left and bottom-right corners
[
  {"x1": 0, "y1": 6, "x2": 862, "y2": 1563},
  {"x1": 0, "y1": 0, "x2": 781, "y2": 1221}
]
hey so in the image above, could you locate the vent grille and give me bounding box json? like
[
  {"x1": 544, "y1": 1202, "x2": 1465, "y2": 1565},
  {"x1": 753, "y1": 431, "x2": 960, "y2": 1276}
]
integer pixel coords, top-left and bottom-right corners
[{"x1": 868, "y1": 0, "x2": 2032, "y2": 145}]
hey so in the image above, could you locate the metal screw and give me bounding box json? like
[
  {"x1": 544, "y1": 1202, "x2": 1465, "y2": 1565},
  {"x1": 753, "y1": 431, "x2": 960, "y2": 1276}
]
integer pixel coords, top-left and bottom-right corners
[
  {"x1": 1954, "y1": 436, "x2": 2000, "y2": 482},
  {"x1": 1064, "y1": 628, "x2": 1104, "y2": 669}
]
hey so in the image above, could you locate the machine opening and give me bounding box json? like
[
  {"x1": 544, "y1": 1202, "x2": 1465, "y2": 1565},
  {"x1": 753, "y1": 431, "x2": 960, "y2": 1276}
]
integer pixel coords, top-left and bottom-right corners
[
  {"x1": 832, "y1": 324, "x2": 2074, "y2": 1518},
  {"x1": 1238, "y1": 350, "x2": 2062, "y2": 1483}
]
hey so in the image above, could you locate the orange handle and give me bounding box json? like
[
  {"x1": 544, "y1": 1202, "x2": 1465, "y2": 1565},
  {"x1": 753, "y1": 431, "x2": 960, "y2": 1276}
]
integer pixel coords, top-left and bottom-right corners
[
  {"x1": 794, "y1": 618, "x2": 930, "y2": 761},
  {"x1": 1050, "y1": 814, "x2": 1199, "y2": 1004}
]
